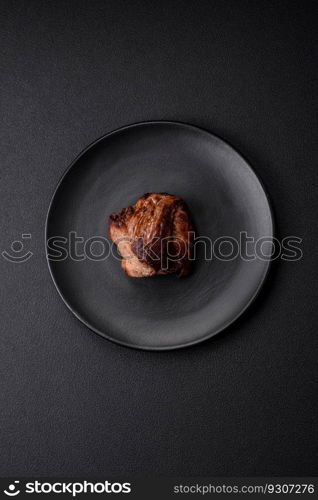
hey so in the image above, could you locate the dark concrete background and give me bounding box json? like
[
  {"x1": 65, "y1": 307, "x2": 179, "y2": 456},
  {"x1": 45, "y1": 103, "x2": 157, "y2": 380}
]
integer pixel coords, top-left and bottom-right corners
[{"x1": 1, "y1": 0, "x2": 317, "y2": 476}]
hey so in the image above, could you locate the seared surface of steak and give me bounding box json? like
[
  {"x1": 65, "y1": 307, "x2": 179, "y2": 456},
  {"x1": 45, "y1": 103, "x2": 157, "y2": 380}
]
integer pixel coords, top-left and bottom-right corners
[{"x1": 109, "y1": 193, "x2": 194, "y2": 277}]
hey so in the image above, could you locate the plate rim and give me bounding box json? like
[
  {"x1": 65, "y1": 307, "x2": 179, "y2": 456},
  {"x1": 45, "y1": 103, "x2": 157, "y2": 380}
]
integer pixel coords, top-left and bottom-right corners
[{"x1": 45, "y1": 120, "x2": 275, "y2": 351}]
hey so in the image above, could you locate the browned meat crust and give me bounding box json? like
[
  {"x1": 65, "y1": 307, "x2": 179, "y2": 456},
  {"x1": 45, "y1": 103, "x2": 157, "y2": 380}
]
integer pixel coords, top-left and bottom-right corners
[{"x1": 109, "y1": 193, "x2": 194, "y2": 277}]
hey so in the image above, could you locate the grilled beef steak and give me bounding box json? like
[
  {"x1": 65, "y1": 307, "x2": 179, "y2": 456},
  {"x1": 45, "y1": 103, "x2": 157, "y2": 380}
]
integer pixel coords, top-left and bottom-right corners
[{"x1": 109, "y1": 193, "x2": 194, "y2": 277}]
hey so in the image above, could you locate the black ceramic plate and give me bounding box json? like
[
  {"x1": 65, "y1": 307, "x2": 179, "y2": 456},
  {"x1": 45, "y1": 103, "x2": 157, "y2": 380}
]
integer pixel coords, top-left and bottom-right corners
[{"x1": 46, "y1": 121, "x2": 273, "y2": 350}]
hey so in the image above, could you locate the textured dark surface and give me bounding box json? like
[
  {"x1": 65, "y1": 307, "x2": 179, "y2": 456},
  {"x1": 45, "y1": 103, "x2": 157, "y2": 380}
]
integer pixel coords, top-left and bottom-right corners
[{"x1": 0, "y1": 0, "x2": 317, "y2": 476}]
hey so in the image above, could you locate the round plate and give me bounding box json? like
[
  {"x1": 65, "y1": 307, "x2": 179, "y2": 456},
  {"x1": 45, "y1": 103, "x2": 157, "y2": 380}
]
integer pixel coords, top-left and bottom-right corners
[{"x1": 46, "y1": 121, "x2": 273, "y2": 350}]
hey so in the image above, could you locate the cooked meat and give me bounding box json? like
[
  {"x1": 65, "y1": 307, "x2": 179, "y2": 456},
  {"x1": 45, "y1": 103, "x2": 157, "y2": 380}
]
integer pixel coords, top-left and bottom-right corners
[{"x1": 109, "y1": 193, "x2": 194, "y2": 277}]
